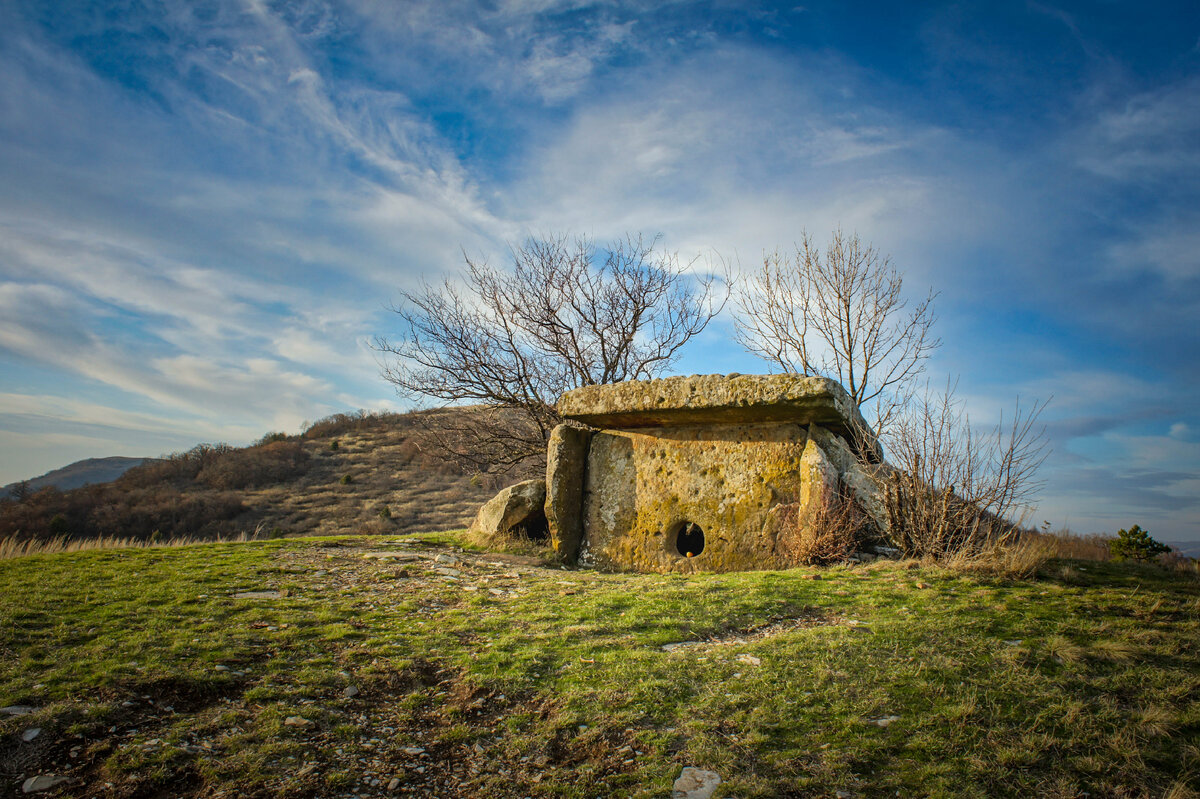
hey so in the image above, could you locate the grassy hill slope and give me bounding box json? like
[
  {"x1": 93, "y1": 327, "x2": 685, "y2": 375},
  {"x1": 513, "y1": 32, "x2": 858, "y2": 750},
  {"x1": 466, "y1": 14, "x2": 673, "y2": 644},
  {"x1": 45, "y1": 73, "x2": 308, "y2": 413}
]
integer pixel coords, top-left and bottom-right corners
[
  {"x1": 0, "y1": 411, "x2": 520, "y2": 546},
  {"x1": 1, "y1": 534, "x2": 1196, "y2": 798}
]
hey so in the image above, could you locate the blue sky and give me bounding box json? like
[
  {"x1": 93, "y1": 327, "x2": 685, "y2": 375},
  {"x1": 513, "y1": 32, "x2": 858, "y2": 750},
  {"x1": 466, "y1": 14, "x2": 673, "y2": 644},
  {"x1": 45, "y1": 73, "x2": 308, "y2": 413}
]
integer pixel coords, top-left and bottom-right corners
[{"x1": 1, "y1": 1, "x2": 1197, "y2": 544}]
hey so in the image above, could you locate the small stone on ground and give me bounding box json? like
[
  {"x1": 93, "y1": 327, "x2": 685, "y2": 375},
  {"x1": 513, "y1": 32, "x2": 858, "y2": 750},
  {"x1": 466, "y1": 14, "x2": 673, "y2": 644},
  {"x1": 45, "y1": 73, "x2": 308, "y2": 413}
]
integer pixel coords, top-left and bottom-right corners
[
  {"x1": 672, "y1": 767, "x2": 721, "y2": 799},
  {"x1": 22, "y1": 775, "x2": 67, "y2": 794}
]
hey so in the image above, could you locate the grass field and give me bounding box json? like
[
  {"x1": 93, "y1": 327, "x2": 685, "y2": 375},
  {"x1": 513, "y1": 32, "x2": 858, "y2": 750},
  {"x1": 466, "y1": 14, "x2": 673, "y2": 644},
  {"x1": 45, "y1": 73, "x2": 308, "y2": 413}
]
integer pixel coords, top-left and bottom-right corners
[{"x1": 0, "y1": 534, "x2": 1197, "y2": 798}]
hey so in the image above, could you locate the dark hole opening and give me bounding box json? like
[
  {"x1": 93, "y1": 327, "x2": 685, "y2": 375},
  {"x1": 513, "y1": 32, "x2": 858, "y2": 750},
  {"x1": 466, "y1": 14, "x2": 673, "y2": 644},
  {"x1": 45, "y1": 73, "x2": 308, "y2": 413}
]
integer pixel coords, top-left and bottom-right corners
[
  {"x1": 506, "y1": 509, "x2": 549, "y2": 541},
  {"x1": 675, "y1": 521, "x2": 705, "y2": 557}
]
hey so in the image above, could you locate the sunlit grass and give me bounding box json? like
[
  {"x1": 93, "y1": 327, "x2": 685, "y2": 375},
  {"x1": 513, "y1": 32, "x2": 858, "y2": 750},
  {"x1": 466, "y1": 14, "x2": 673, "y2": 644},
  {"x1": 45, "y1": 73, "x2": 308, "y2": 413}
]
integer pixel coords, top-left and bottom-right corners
[{"x1": 0, "y1": 534, "x2": 1196, "y2": 797}]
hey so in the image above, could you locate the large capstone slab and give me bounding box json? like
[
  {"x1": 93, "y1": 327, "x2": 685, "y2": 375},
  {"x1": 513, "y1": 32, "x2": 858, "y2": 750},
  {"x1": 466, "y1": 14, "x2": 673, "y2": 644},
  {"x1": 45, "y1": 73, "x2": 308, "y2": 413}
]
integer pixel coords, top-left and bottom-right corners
[{"x1": 558, "y1": 373, "x2": 881, "y2": 461}]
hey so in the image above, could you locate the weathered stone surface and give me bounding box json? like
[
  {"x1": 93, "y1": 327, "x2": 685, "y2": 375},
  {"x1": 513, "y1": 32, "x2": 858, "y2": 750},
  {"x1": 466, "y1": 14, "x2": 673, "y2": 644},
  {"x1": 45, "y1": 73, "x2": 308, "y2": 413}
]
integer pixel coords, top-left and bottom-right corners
[
  {"x1": 672, "y1": 767, "x2": 721, "y2": 799},
  {"x1": 545, "y1": 424, "x2": 592, "y2": 563},
  {"x1": 579, "y1": 422, "x2": 813, "y2": 572},
  {"x1": 806, "y1": 424, "x2": 889, "y2": 534},
  {"x1": 469, "y1": 479, "x2": 547, "y2": 540},
  {"x1": 799, "y1": 436, "x2": 838, "y2": 516},
  {"x1": 560, "y1": 373, "x2": 880, "y2": 461}
]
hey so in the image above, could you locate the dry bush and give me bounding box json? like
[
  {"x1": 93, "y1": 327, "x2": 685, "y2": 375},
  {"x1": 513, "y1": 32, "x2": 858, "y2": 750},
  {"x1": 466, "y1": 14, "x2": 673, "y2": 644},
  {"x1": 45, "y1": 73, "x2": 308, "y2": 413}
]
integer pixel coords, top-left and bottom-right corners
[
  {"x1": 1162, "y1": 549, "x2": 1200, "y2": 579},
  {"x1": 774, "y1": 489, "x2": 865, "y2": 566},
  {"x1": 0, "y1": 482, "x2": 247, "y2": 545},
  {"x1": 118, "y1": 444, "x2": 234, "y2": 488},
  {"x1": 302, "y1": 410, "x2": 408, "y2": 440},
  {"x1": 877, "y1": 383, "x2": 1048, "y2": 560},
  {"x1": 196, "y1": 441, "x2": 310, "y2": 489},
  {"x1": 86, "y1": 488, "x2": 246, "y2": 540}
]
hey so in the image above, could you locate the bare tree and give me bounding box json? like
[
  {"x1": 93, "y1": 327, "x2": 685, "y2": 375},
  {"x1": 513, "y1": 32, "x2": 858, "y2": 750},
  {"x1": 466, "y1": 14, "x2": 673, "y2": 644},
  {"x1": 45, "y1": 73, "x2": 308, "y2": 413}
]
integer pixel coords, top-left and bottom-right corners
[
  {"x1": 877, "y1": 381, "x2": 1050, "y2": 559},
  {"x1": 374, "y1": 233, "x2": 727, "y2": 471},
  {"x1": 733, "y1": 228, "x2": 939, "y2": 431}
]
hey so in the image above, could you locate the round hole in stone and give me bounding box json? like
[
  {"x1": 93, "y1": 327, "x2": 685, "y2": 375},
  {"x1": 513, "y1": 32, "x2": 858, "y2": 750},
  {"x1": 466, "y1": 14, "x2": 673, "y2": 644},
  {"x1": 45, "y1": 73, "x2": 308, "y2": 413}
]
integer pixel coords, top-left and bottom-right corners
[{"x1": 673, "y1": 521, "x2": 705, "y2": 558}]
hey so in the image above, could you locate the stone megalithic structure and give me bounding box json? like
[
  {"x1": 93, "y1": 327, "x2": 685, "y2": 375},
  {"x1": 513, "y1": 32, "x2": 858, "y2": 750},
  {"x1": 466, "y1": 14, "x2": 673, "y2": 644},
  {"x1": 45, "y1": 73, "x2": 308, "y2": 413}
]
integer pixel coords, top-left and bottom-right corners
[{"x1": 548, "y1": 373, "x2": 888, "y2": 573}]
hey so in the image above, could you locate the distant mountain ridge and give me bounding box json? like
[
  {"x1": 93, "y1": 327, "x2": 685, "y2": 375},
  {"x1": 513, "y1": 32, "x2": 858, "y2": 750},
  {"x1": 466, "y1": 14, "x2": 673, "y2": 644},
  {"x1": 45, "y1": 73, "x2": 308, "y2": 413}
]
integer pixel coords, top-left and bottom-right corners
[
  {"x1": 3, "y1": 456, "x2": 154, "y2": 497},
  {"x1": 1166, "y1": 540, "x2": 1200, "y2": 558}
]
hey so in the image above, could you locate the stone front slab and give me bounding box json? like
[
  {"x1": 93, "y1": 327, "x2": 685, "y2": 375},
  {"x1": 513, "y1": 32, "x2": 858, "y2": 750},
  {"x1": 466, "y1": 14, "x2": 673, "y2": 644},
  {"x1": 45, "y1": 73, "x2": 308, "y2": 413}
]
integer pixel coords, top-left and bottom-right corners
[
  {"x1": 578, "y1": 422, "x2": 815, "y2": 573},
  {"x1": 559, "y1": 373, "x2": 880, "y2": 461}
]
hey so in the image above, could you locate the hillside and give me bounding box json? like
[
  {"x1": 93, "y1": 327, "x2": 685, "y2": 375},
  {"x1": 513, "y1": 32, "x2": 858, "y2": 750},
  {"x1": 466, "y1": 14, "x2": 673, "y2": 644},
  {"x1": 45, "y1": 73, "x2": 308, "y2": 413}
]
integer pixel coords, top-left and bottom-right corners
[
  {"x1": 0, "y1": 411, "x2": 531, "y2": 545},
  {"x1": 2, "y1": 457, "x2": 152, "y2": 497},
  {"x1": 0, "y1": 534, "x2": 1196, "y2": 797}
]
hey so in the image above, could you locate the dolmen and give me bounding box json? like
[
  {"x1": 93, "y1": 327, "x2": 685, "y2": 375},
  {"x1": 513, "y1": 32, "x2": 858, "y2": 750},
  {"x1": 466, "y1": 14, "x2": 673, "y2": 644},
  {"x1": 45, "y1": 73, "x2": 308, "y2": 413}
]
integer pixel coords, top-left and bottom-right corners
[{"x1": 470, "y1": 373, "x2": 888, "y2": 573}]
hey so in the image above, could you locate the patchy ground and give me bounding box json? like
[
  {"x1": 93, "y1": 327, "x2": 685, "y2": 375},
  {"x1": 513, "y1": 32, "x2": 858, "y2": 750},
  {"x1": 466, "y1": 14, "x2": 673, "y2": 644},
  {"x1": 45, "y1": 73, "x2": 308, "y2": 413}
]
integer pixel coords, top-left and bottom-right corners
[{"x1": 1, "y1": 535, "x2": 1198, "y2": 798}]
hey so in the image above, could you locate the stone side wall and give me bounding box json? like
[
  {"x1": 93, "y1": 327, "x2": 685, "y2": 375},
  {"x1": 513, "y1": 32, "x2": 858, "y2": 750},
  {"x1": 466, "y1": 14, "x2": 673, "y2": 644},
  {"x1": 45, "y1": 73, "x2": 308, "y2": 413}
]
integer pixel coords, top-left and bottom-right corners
[{"x1": 578, "y1": 421, "x2": 816, "y2": 573}]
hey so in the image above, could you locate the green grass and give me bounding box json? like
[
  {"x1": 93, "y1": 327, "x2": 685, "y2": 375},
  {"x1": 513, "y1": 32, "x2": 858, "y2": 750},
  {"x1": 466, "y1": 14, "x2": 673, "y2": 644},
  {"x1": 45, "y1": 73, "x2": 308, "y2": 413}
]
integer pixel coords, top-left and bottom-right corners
[{"x1": 0, "y1": 535, "x2": 1197, "y2": 798}]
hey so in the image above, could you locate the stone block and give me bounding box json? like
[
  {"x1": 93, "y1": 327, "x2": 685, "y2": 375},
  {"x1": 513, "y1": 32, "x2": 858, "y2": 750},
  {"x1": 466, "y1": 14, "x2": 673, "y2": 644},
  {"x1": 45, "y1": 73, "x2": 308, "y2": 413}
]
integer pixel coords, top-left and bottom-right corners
[
  {"x1": 545, "y1": 424, "x2": 592, "y2": 563},
  {"x1": 559, "y1": 373, "x2": 880, "y2": 461},
  {"x1": 469, "y1": 479, "x2": 547, "y2": 542}
]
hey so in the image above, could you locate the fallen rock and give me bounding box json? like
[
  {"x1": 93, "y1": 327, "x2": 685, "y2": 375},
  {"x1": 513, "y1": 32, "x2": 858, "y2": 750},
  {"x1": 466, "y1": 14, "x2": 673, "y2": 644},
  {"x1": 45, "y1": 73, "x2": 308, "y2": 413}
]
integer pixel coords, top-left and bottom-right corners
[
  {"x1": 232, "y1": 590, "x2": 284, "y2": 599},
  {"x1": 735, "y1": 654, "x2": 761, "y2": 666},
  {"x1": 22, "y1": 775, "x2": 67, "y2": 794},
  {"x1": 468, "y1": 479, "x2": 548, "y2": 542},
  {"x1": 283, "y1": 716, "x2": 313, "y2": 727},
  {"x1": 869, "y1": 714, "x2": 901, "y2": 727},
  {"x1": 672, "y1": 767, "x2": 721, "y2": 799},
  {"x1": 21, "y1": 727, "x2": 41, "y2": 742},
  {"x1": 0, "y1": 706, "x2": 35, "y2": 716},
  {"x1": 343, "y1": 686, "x2": 360, "y2": 699}
]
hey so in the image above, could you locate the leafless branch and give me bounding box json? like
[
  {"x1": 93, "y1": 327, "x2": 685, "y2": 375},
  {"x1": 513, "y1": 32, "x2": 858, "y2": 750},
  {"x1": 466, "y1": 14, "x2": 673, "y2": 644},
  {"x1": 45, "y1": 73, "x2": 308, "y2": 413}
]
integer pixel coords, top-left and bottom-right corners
[
  {"x1": 374, "y1": 233, "x2": 730, "y2": 470},
  {"x1": 876, "y1": 380, "x2": 1050, "y2": 559}
]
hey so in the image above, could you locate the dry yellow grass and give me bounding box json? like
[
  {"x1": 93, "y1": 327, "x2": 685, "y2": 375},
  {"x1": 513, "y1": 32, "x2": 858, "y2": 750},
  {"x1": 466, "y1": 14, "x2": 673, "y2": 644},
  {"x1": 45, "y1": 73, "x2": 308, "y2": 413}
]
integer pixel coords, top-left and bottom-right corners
[{"x1": 0, "y1": 531, "x2": 255, "y2": 559}]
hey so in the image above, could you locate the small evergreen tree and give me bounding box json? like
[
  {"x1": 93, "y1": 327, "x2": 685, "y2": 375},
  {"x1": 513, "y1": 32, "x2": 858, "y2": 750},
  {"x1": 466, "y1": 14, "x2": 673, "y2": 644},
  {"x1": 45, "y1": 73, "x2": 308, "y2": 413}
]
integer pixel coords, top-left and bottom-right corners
[{"x1": 1109, "y1": 524, "x2": 1169, "y2": 562}]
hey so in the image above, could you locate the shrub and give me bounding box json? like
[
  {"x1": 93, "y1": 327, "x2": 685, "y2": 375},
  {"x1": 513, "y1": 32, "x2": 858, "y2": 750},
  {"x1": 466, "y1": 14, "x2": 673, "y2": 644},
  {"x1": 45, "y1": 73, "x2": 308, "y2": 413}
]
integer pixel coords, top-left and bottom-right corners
[
  {"x1": 773, "y1": 489, "x2": 864, "y2": 566},
  {"x1": 1109, "y1": 525, "x2": 1169, "y2": 562},
  {"x1": 876, "y1": 384, "x2": 1048, "y2": 560},
  {"x1": 257, "y1": 431, "x2": 290, "y2": 445},
  {"x1": 303, "y1": 410, "x2": 406, "y2": 440},
  {"x1": 195, "y1": 441, "x2": 310, "y2": 490},
  {"x1": 339, "y1": 474, "x2": 354, "y2": 485}
]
